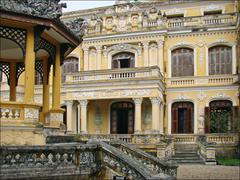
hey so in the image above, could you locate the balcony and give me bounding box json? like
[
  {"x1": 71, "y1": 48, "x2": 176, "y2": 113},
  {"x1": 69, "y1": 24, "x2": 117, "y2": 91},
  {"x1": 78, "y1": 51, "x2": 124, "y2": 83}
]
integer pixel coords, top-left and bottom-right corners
[
  {"x1": 167, "y1": 13, "x2": 237, "y2": 29},
  {"x1": 166, "y1": 74, "x2": 239, "y2": 88},
  {"x1": 65, "y1": 66, "x2": 163, "y2": 83}
]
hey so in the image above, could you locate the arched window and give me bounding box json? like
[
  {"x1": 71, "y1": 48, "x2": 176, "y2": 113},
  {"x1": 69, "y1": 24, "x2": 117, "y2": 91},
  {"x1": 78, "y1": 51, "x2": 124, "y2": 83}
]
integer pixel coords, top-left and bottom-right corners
[
  {"x1": 209, "y1": 46, "x2": 232, "y2": 75},
  {"x1": 62, "y1": 57, "x2": 79, "y2": 82},
  {"x1": 112, "y1": 52, "x2": 135, "y2": 69},
  {"x1": 171, "y1": 48, "x2": 194, "y2": 77},
  {"x1": 35, "y1": 71, "x2": 43, "y2": 85}
]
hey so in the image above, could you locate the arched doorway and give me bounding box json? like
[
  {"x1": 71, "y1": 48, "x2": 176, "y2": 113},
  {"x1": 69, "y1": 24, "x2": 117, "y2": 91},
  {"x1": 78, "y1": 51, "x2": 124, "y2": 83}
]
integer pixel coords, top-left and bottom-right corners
[
  {"x1": 112, "y1": 52, "x2": 135, "y2": 69},
  {"x1": 110, "y1": 102, "x2": 134, "y2": 134},
  {"x1": 205, "y1": 100, "x2": 233, "y2": 133},
  {"x1": 172, "y1": 102, "x2": 194, "y2": 134}
]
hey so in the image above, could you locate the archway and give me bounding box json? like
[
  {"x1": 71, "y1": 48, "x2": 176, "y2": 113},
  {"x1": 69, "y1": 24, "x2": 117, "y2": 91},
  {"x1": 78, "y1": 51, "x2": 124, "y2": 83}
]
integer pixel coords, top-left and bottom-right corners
[
  {"x1": 205, "y1": 100, "x2": 233, "y2": 133},
  {"x1": 110, "y1": 102, "x2": 134, "y2": 134},
  {"x1": 172, "y1": 102, "x2": 194, "y2": 134}
]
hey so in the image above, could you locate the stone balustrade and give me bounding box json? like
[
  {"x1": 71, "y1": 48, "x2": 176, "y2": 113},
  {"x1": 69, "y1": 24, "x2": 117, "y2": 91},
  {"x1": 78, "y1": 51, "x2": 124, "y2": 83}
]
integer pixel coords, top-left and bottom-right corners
[
  {"x1": 110, "y1": 140, "x2": 177, "y2": 178},
  {"x1": 197, "y1": 136, "x2": 216, "y2": 165},
  {"x1": 206, "y1": 133, "x2": 239, "y2": 144},
  {"x1": 171, "y1": 134, "x2": 198, "y2": 144},
  {"x1": 166, "y1": 74, "x2": 238, "y2": 88},
  {"x1": 65, "y1": 66, "x2": 163, "y2": 83},
  {"x1": 0, "y1": 143, "x2": 101, "y2": 179},
  {"x1": 0, "y1": 102, "x2": 41, "y2": 126}
]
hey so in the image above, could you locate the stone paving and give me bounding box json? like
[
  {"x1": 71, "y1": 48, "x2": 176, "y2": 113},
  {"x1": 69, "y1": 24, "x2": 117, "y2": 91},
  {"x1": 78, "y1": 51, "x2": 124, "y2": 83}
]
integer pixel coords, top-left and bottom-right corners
[{"x1": 177, "y1": 165, "x2": 240, "y2": 180}]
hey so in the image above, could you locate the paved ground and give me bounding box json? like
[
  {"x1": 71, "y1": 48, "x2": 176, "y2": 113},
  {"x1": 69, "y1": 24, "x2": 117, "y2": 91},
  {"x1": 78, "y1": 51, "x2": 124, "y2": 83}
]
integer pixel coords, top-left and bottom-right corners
[{"x1": 177, "y1": 165, "x2": 240, "y2": 180}]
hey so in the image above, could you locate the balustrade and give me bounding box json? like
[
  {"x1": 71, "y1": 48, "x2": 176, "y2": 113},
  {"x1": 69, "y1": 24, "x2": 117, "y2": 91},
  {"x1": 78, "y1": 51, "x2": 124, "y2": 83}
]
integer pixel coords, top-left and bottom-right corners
[
  {"x1": 206, "y1": 134, "x2": 239, "y2": 144},
  {"x1": 65, "y1": 66, "x2": 162, "y2": 83},
  {"x1": 167, "y1": 74, "x2": 238, "y2": 87}
]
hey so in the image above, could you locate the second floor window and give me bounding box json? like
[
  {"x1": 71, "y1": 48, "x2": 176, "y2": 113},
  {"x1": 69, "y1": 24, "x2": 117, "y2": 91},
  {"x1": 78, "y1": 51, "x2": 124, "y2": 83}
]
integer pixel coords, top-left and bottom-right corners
[
  {"x1": 62, "y1": 57, "x2": 79, "y2": 82},
  {"x1": 112, "y1": 52, "x2": 135, "y2": 69},
  {"x1": 209, "y1": 46, "x2": 232, "y2": 75},
  {"x1": 172, "y1": 48, "x2": 194, "y2": 77}
]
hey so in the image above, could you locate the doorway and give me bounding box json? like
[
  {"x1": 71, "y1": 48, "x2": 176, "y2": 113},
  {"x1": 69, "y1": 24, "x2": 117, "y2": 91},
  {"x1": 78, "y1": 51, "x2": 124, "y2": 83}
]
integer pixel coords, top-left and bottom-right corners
[
  {"x1": 172, "y1": 102, "x2": 194, "y2": 134},
  {"x1": 110, "y1": 102, "x2": 134, "y2": 134}
]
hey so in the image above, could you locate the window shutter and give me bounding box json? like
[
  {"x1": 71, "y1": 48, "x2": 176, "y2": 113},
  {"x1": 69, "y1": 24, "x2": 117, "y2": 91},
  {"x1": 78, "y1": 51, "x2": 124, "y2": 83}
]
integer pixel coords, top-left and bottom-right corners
[
  {"x1": 172, "y1": 107, "x2": 178, "y2": 134},
  {"x1": 205, "y1": 107, "x2": 211, "y2": 133},
  {"x1": 232, "y1": 106, "x2": 240, "y2": 132}
]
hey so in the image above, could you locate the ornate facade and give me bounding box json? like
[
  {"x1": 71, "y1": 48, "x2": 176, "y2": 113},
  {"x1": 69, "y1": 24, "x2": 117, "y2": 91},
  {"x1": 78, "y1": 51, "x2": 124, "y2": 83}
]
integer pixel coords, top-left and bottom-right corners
[{"x1": 1, "y1": 0, "x2": 239, "y2": 140}]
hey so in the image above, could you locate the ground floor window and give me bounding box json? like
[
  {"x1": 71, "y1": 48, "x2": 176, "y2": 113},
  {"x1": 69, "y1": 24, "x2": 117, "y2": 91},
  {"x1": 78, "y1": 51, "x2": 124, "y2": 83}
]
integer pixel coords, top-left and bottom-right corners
[
  {"x1": 110, "y1": 102, "x2": 134, "y2": 134},
  {"x1": 172, "y1": 102, "x2": 194, "y2": 134},
  {"x1": 205, "y1": 100, "x2": 233, "y2": 133}
]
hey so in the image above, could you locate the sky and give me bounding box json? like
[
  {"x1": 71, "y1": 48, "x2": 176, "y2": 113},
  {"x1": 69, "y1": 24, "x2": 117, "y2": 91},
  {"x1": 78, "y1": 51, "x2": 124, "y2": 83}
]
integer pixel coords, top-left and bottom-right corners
[{"x1": 60, "y1": 1, "x2": 116, "y2": 12}]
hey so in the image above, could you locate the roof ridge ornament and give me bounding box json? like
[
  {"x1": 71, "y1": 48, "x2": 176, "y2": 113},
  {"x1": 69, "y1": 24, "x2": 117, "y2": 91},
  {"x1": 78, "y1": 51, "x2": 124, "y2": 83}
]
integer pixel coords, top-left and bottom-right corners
[{"x1": 0, "y1": 0, "x2": 66, "y2": 19}]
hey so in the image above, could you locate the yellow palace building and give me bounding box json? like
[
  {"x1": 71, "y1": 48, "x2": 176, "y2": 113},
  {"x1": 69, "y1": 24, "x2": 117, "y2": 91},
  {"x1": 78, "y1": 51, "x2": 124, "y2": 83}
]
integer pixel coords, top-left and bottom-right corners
[{"x1": 0, "y1": 0, "x2": 239, "y2": 145}]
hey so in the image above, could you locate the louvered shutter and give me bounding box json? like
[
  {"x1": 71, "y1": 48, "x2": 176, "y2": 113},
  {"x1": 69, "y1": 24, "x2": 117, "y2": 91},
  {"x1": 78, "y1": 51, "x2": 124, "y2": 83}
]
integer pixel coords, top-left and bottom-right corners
[{"x1": 205, "y1": 107, "x2": 211, "y2": 133}]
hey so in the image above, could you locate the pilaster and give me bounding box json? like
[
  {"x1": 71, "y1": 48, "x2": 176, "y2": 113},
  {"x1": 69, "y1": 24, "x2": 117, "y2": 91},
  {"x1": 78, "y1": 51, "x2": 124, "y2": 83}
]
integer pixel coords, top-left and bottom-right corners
[
  {"x1": 157, "y1": 40, "x2": 164, "y2": 75},
  {"x1": 142, "y1": 41, "x2": 149, "y2": 67},
  {"x1": 66, "y1": 101, "x2": 73, "y2": 133},
  {"x1": 79, "y1": 100, "x2": 88, "y2": 133},
  {"x1": 150, "y1": 97, "x2": 161, "y2": 133},
  {"x1": 83, "y1": 46, "x2": 89, "y2": 71},
  {"x1": 96, "y1": 45, "x2": 102, "y2": 70}
]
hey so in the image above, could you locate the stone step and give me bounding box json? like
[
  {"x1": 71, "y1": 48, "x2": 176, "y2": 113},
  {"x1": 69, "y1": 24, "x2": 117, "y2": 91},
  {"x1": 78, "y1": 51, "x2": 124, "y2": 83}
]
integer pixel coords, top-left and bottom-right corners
[
  {"x1": 174, "y1": 153, "x2": 198, "y2": 157},
  {"x1": 170, "y1": 156, "x2": 201, "y2": 160},
  {"x1": 174, "y1": 160, "x2": 205, "y2": 164}
]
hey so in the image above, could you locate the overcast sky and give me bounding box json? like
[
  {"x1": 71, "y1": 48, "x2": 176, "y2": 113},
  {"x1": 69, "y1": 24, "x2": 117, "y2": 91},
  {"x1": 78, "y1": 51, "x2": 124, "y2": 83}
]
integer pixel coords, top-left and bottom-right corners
[{"x1": 60, "y1": 1, "x2": 115, "y2": 12}]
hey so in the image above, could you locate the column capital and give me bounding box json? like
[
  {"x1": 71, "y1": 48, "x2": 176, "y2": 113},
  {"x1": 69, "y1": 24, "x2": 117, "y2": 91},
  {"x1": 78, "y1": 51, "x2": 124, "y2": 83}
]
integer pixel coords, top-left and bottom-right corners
[
  {"x1": 83, "y1": 46, "x2": 89, "y2": 52},
  {"x1": 96, "y1": 45, "x2": 102, "y2": 52},
  {"x1": 79, "y1": 100, "x2": 88, "y2": 107},
  {"x1": 157, "y1": 40, "x2": 164, "y2": 48},
  {"x1": 133, "y1": 98, "x2": 143, "y2": 105},
  {"x1": 142, "y1": 41, "x2": 149, "y2": 49},
  {"x1": 150, "y1": 97, "x2": 162, "y2": 105},
  {"x1": 65, "y1": 100, "x2": 73, "y2": 107}
]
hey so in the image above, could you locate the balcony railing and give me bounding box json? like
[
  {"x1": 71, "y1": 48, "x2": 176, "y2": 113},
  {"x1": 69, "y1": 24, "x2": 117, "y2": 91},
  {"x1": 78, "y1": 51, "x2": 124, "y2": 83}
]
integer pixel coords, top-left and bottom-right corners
[
  {"x1": 166, "y1": 74, "x2": 238, "y2": 87},
  {"x1": 65, "y1": 66, "x2": 163, "y2": 83}
]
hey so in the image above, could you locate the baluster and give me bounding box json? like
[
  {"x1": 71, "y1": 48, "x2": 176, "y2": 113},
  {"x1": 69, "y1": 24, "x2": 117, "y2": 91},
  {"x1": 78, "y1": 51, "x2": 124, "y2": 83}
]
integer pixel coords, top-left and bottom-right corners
[
  {"x1": 15, "y1": 109, "x2": 20, "y2": 119},
  {"x1": 8, "y1": 109, "x2": 13, "y2": 119},
  {"x1": 1, "y1": 109, "x2": 6, "y2": 118}
]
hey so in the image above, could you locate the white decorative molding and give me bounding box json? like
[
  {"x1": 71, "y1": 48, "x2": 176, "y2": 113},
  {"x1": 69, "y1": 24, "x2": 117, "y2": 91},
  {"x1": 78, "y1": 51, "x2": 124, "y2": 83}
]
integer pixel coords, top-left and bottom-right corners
[
  {"x1": 24, "y1": 108, "x2": 39, "y2": 121},
  {"x1": 150, "y1": 97, "x2": 161, "y2": 105},
  {"x1": 79, "y1": 100, "x2": 89, "y2": 107},
  {"x1": 197, "y1": 91, "x2": 207, "y2": 102},
  {"x1": 206, "y1": 92, "x2": 237, "y2": 106},
  {"x1": 133, "y1": 97, "x2": 143, "y2": 105}
]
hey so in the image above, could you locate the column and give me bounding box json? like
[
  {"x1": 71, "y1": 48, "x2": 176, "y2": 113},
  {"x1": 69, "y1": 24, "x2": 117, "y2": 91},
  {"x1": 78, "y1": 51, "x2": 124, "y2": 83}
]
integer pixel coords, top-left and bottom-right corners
[
  {"x1": 79, "y1": 100, "x2": 88, "y2": 133},
  {"x1": 133, "y1": 98, "x2": 143, "y2": 133},
  {"x1": 160, "y1": 102, "x2": 164, "y2": 134},
  {"x1": 77, "y1": 103, "x2": 81, "y2": 133},
  {"x1": 96, "y1": 45, "x2": 102, "y2": 70},
  {"x1": 66, "y1": 101, "x2": 73, "y2": 132},
  {"x1": 142, "y1": 41, "x2": 149, "y2": 67},
  {"x1": 42, "y1": 58, "x2": 50, "y2": 123},
  {"x1": 52, "y1": 45, "x2": 61, "y2": 109},
  {"x1": 9, "y1": 62, "x2": 16, "y2": 101},
  {"x1": 136, "y1": 43, "x2": 142, "y2": 67},
  {"x1": 150, "y1": 97, "x2": 161, "y2": 133},
  {"x1": 83, "y1": 46, "x2": 89, "y2": 71},
  {"x1": 24, "y1": 28, "x2": 35, "y2": 103},
  {"x1": 158, "y1": 40, "x2": 164, "y2": 75}
]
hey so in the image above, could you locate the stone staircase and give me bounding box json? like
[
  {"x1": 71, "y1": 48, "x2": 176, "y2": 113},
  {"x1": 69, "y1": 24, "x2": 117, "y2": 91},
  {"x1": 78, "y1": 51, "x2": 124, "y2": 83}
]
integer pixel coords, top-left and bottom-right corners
[
  {"x1": 170, "y1": 144, "x2": 205, "y2": 164},
  {"x1": 170, "y1": 150, "x2": 204, "y2": 164}
]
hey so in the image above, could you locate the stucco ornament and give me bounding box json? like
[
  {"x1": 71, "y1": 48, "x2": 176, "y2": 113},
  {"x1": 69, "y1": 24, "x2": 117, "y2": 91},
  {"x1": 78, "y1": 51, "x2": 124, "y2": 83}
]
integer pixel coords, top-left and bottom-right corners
[
  {"x1": 64, "y1": 18, "x2": 87, "y2": 36},
  {"x1": 197, "y1": 91, "x2": 207, "y2": 102},
  {"x1": 24, "y1": 108, "x2": 39, "y2": 121},
  {"x1": 0, "y1": 0, "x2": 66, "y2": 19}
]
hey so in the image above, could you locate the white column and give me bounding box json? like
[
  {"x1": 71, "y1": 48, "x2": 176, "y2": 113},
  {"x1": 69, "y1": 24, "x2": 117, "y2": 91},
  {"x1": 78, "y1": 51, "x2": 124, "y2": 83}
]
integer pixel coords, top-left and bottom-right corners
[
  {"x1": 96, "y1": 45, "x2": 102, "y2": 70},
  {"x1": 160, "y1": 102, "x2": 164, "y2": 134},
  {"x1": 142, "y1": 41, "x2": 149, "y2": 67},
  {"x1": 79, "y1": 100, "x2": 88, "y2": 133},
  {"x1": 232, "y1": 44, "x2": 236, "y2": 74},
  {"x1": 133, "y1": 98, "x2": 143, "y2": 134},
  {"x1": 77, "y1": 103, "x2": 81, "y2": 134},
  {"x1": 136, "y1": 43, "x2": 142, "y2": 67},
  {"x1": 66, "y1": 101, "x2": 73, "y2": 132},
  {"x1": 150, "y1": 97, "x2": 161, "y2": 133},
  {"x1": 83, "y1": 47, "x2": 89, "y2": 71},
  {"x1": 158, "y1": 40, "x2": 164, "y2": 75}
]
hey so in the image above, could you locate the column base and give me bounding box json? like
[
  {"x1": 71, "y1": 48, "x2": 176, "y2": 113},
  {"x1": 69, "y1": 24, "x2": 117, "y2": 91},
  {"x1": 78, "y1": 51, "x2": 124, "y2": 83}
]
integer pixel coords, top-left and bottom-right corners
[
  {"x1": 134, "y1": 130, "x2": 142, "y2": 134},
  {"x1": 80, "y1": 131, "x2": 88, "y2": 134},
  {"x1": 45, "y1": 108, "x2": 65, "y2": 129},
  {"x1": 151, "y1": 130, "x2": 160, "y2": 134}
]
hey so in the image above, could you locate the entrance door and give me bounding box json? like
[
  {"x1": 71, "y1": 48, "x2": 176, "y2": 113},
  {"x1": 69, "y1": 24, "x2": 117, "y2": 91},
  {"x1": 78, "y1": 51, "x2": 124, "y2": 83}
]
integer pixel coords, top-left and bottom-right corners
[
  {"x1": 110, "y1": 102, "x2": 134, "y2": 134},
  {"x1": 172, "y1": 102, "x2": 194, "y2": 134}
]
